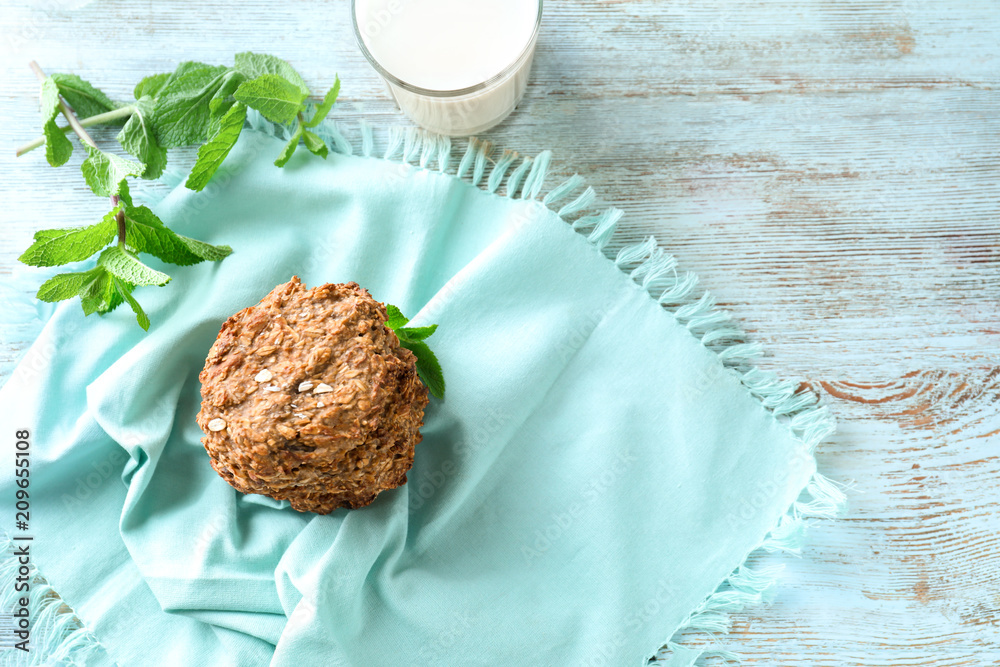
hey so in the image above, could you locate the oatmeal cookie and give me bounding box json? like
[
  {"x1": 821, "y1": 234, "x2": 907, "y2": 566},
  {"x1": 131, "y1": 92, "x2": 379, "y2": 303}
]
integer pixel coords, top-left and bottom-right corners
[{"x1": 196, "y1": 277, "x2": 428, "y2": 513}]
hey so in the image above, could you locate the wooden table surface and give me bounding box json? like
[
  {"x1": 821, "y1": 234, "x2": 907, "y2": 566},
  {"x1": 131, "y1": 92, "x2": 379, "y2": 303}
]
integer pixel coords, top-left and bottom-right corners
[{"x1": 1, "y1": 0, "x2": 998, "y2": 664}]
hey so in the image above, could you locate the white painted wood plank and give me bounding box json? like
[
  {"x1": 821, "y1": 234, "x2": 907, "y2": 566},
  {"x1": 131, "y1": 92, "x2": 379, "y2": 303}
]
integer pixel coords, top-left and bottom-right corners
[{"x1": 0, "y1": 0, "x2": 997, "y2": 664}]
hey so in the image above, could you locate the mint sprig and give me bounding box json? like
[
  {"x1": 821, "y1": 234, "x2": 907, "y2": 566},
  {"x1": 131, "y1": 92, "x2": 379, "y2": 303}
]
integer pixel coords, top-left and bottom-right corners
[
  {"x1": 384, "y1": 304, "x2": 446, "y2": 400},
  {"x1": 17, "y1": 55, "x2": 341, "y2": 330}
]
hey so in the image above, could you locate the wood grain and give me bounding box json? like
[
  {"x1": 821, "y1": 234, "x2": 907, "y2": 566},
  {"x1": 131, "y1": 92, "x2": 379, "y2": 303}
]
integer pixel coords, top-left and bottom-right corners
[{"x1": 1, "y1": 0, "x2": 998, "y2": 664}]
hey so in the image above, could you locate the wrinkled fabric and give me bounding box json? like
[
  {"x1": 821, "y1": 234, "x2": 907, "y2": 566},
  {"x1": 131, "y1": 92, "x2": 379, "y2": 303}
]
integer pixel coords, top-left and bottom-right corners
[{"x1": 0, "y1": 132, "x2": 814, "y2": 667}]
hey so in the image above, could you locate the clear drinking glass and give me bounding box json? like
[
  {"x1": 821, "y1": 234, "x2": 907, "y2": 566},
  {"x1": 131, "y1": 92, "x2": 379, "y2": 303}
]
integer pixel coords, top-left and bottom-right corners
[{"x1": 351, "y1": 0, "x2": 544, "y2": 136}]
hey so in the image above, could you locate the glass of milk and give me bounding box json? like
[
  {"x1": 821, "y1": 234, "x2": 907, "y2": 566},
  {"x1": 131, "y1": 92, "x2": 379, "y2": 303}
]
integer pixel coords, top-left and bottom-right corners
[{"x1": 352, "y1": 0, "x2": 543, "y2": 136}]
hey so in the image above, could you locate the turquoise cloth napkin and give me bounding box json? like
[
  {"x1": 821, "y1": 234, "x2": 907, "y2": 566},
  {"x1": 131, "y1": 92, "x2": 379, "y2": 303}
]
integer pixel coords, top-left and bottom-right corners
[{"x1": 0, "y1": 126, "x2": 842, "y2": 667}]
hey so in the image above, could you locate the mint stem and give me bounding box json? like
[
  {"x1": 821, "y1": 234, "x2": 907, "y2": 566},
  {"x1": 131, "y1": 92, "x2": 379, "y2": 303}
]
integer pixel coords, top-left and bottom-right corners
[
  {"x1": 112, "y1": 195, "x2": 126, "y2": 244},
  {"x1": 15, "y1": 106, "x2": 134, "y2": 157}
]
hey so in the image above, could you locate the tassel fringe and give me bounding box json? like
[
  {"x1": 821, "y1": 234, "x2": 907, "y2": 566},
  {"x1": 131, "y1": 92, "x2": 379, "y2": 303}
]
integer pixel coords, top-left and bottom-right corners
[
  {"x1": 487, "y1": 150, "x2": 519, "y2": 194},
  {"x1": 0, "y1": 533, "x2": 106, "y2": 666},
  {"x1": 505, "y1": 156, "x2": 533, "y2": 199},
  {"x1": 5, "y1": 121, "x2": 843, "y2": 667},
  {"x1": 652, "y1": 470, "x2": 846, "y2": 666}
]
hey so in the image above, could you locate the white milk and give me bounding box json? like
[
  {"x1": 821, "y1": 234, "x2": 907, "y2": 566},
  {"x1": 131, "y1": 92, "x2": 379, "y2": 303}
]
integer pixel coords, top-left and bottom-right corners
[{"x1": 353, "y1": 0, "x2": 542, "y2": 136}]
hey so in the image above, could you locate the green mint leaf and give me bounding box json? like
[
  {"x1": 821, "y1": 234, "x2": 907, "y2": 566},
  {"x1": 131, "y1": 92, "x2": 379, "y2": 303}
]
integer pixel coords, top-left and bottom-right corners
[
  {"x1": 209, "y1": 70, "x2": 246, "y2": 117},
  {"x1": 36, "y1": 267, "x2": 104, "y2": 303},
  {"x1": 234, "y1": 52, "x2": 310, "y2": 96},
  {"x1": 116, "y1": 178, "x2": 133, "y2": 207},
  {"x1": 383, "y1": 304, "x2": 444, "y2": 397},
  {"x1": 384, "y1": 304, "x2": 410, "y2": 330},
  {"x1": 185, "y1": 102, "x2": 247, "y2": 191},
  {"x1": 144, "y1": 61, "x2": 212, "y2": 101},
  {"x1": 31, "y1": 229, "x2": 72, "y2": 242},
  {"x1": 304, "y1": 77, "x2": 340, "y2": 128},
  {"x1": 123, "y1": 203, "x2": 231, "y2": 265},
  {"x1": 19, "y1": 210, "x2": 117, "y2": 267},
  {"x1": 38, "y1": 266, "x2": 121, "y2": 316},
  {"x1": 204, "y1": 109, "x2": 224, "y2": 140},
  {"x1": 105, "y1": 288, "x2": 126, "y2": 313},
  {"x1": 274, "y1": 124, "x2": 303, "y2": 168},
  {"x1": 301, "y1": 129, "x2": 328, "y2": 159},
  {"x1": 123, "y1": 205, "x2": 199, "y2": 265},
  {"x1": 98, "y1": 245, "x2": 171, "y2": 287},
  {"x1": 234, "y1": 74, "x2": 307, "y2": 125},
  {"x1": 40, "y1": 77, "x2": 73, "y2": 167},
  {"x1": 81, "y1": 145, "x2": 144, "y2": 197},
  {"x1": 50, "y1": 73, "x2": 120, "y2": 122},
  {"x1": 134, "y1": 73, "x2": 170, "y2": 100},
  {"x1": 112, "y1": 276, "x2": 150, "y2": 330},
  {"x1": 174, "y1": 234, "x2": 233, "y2": 263},
  {"x1": 43, "y1": 119, "x2": 73, "y2": 167},
  {"x1": 79, "y1": 266, "x2": 118, "y2": 315},
  {"x1": 40, "y1": 76, "x2": 61, "y2": 122},
  {"x1": 117, "y1": 98, "x2": 167, "y2": 179},
  {"x1": 152, "y1": 64, "x2": 230, "y2": 147},
  {"x1": 395, "y1": 324, "x2": 438, "y2": 343},
  {"x1": 166, "y1": 61, "x2": 215, "y2": 80},
  {"x1": 402, "y1": 339, "x2": 445, "y2": 399}
]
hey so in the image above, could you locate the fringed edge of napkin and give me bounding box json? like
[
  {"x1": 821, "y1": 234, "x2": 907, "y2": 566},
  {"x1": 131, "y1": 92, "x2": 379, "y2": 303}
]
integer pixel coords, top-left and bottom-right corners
[
  {"x1": 0, "y1": 532, "x2": 106, "y2": 666},
  {"x1": 0, "y1": 115, "x2": 845, "y2": 667}
]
